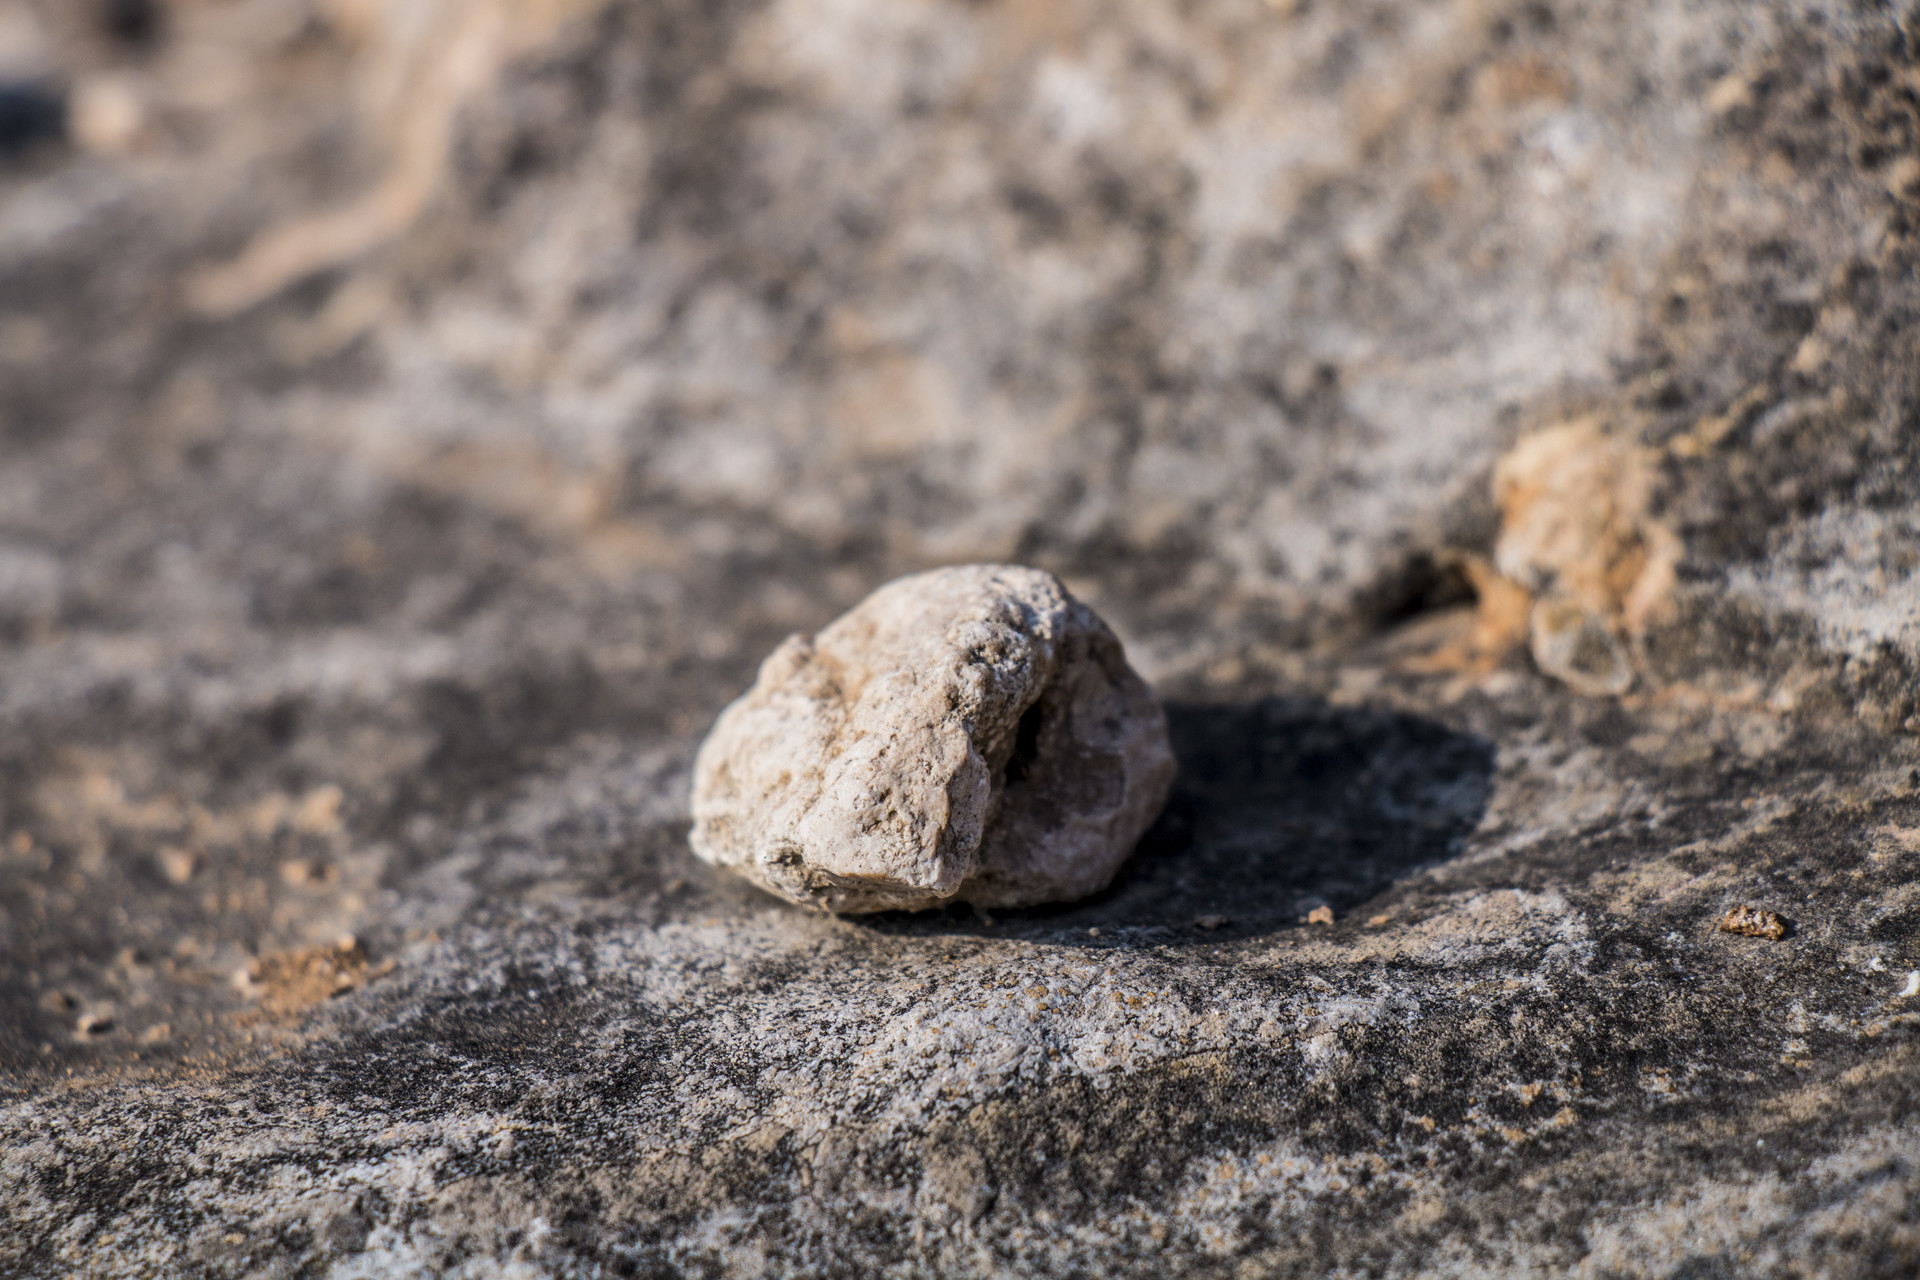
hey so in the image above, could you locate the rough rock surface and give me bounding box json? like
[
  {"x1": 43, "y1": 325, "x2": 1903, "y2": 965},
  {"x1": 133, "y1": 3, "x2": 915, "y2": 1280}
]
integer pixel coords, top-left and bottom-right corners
[
  {"x1": 3, "y1": 0, "x2": 1920, "y2": 1276},
  {"x1": 691, "y1": 564, "x2": 1175, "y2": 912}
]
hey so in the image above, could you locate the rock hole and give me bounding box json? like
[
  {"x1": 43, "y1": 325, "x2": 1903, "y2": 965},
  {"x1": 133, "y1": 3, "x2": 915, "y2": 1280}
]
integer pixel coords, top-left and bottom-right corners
[
  {"x1": 1004, "y1": 700, "x2": 1046, "y2": 785},
  {"x1": 1362, "y1": 551, "x2": 1479, "y2": 629}
]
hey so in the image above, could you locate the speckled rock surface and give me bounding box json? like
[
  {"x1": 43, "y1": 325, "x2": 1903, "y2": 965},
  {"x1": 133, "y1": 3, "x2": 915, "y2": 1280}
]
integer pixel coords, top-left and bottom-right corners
[
  {"x1": 690, "y1": 564, "x2": 1175, "y2": 912},
  {"x1": 3, "y1": 0, "x2": 1920, "y2": 1276}
]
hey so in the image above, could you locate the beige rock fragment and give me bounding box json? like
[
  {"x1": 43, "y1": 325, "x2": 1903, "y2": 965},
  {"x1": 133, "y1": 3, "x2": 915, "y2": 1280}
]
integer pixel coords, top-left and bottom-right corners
[
  {"x1": 690, "y1": 565, "x2": 1176, "y2": 913},
  {"x1": 1490, "y1": 416, "x2": 1680, "y2": 695}
]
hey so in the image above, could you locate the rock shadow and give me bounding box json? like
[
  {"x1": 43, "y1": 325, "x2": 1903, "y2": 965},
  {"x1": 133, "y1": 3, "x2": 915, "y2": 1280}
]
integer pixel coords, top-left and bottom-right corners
[{"x1": 863, "y1": 697, "x2": 1496, "y2": 943}]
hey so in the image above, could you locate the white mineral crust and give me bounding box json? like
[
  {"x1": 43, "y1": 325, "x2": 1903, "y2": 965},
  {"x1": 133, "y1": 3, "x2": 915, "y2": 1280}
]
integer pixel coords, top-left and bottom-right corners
[{"x1": 689, "y1": 564, "x2": 1176, "y2": 912}]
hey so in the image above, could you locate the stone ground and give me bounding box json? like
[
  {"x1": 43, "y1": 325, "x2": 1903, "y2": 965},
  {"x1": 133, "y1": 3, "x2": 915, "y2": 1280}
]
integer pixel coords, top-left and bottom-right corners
[{"x1": 2, "y1": 0, "x2": 1920, "y2": 1275}]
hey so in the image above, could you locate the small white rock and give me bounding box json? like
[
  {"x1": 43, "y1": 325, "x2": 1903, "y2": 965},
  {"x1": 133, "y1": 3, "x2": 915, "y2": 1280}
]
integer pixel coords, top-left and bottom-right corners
[{"x1": 690, "y1": 565, "x2": 1176, "y2": 912}]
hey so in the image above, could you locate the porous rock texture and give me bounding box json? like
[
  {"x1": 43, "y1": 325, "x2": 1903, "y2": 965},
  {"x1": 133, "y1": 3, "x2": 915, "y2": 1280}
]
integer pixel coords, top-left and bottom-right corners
[
  {"x1": 691, "y1": 565, "x2": 1175, "y2": 912},
  {"x1": 5, "y1": 0, "x2": 1920, "y2": 1276}
]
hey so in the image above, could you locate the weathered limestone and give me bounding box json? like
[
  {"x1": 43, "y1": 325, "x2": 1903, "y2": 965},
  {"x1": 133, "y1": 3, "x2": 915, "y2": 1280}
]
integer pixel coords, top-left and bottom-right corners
[{"x1": 690, "y1": 565, "x2": 1176, "y2": 912}]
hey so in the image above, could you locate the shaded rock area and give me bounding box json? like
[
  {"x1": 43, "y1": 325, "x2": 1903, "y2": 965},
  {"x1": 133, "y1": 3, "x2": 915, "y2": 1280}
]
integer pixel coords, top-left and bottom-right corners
[{"x1": 2, "y1": 0, "x2": 1920, "y2": 1275}]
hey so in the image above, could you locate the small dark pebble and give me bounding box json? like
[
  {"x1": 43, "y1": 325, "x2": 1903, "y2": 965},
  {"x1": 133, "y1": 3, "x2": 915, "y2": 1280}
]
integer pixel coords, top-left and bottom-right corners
[
  {"x1": 1718, "y1": 904, "x2": 1791, "y2": 941},
  {"x1": 0, "y1": 81, "x2": 66, "y2": 154},
  {"x1": 100, "y1": 0, "x2": 164, "y2": 47}
]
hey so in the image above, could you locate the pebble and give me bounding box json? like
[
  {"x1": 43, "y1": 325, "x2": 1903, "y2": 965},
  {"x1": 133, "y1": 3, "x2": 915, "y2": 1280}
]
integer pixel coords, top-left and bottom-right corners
[
  {"x1": 690, "y1": 565, "x2": 1175, "y2": 912},
  {"x1": 1718, "y1": 904, "x2": 1790, "y2": 940},
  {"x1": 0, "y1": 81, "x2": 65, "y2": 155},
  {"x1": 158, "y1": 846, "x2": 196, "y2": 885}
]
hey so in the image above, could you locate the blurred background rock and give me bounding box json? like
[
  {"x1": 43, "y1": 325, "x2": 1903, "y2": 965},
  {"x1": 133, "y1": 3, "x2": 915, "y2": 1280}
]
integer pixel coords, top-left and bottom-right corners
[{"x1": 4, "y1": 0, "x2": 1917, "y2": 679}]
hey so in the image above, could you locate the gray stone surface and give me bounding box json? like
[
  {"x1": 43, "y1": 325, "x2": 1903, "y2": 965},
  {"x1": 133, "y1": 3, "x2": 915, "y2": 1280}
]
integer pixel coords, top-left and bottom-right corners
[{"x1": 2, "y1": 0, "x2": 1920, "y2": 1275}]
